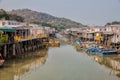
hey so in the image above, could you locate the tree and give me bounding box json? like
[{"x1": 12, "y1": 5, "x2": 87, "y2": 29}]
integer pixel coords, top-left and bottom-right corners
[
  {"x1": 0, "y1": 9, "x2": 24, "y2": 22},
  {"x1": 9, "y1": 14, "x2": 24, "y2": 22},
  {"x1": 106, "y1": 21, "x2": 120, "y2": 25},
  {"x1": 111, "y1": 21, "x2": 120, "y2": 25},
  {"x1": 0, "y1": 9, "x2": 10, "y2": 20},
  {"x1": 41, "y1": 22, "x2": 52, "y2": 27}
]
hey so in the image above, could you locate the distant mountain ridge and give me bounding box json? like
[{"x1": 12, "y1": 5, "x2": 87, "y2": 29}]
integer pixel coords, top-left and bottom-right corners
[{"x1": 8, "y1": 9, "x2": 85, "y2": 29}]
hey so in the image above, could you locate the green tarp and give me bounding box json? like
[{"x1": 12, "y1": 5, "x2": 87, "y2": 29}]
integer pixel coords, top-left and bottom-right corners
[{"x1": 0, "y1": 27, "x2": 16, "y2": 32}]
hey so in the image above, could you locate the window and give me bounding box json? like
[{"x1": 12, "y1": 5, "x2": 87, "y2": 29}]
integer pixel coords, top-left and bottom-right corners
[
  {"x1": 2, "y1": 22, "x2": 5, "y2": 26},
  {"x1": 8, "y1": 22, "x2": 11, "y2": 25}
]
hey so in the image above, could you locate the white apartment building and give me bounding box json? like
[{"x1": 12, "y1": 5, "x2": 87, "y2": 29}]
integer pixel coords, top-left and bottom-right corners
[{"x1": 0, "y1": 20, "x2": 22, "y2": 27}]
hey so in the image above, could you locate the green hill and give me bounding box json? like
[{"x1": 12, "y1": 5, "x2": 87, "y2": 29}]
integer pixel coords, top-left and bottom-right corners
[{"x1": 8, "y1": 9, "x2": 85, "y2": 30}]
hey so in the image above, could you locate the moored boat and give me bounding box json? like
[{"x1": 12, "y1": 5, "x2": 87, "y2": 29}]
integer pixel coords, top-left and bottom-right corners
[
  {"x1": 75, "y1": 39, "x2": 81, "y2": 45},
  {"x1": 97, "y1": 49, "x2": 117, "y2": 56},
  {"x1": 45, "y1": 39, "x2": 60, "y2": 47},
  {"x1": 89, "y1": 47, "x2": 103, "y2": 55}
]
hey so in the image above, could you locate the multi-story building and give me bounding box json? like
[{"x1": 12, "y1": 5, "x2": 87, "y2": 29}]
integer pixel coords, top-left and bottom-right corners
[{"x1": 0, "y1": 20, "x2": 21, "y2": 27}]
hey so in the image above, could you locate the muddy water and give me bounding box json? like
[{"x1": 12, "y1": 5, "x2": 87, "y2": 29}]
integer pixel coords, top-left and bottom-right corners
[{"x1": 0, "y1": 45, "x2": 120, "y2": 80}]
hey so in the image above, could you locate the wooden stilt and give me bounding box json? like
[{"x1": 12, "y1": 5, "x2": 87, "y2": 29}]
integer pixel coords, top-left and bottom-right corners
[
  {"x1": 4, "y1": 44, "x2": 7, "y2": 58},
  {"x1": 13, "y1": 44, "x2": 16, "y2": 56}
]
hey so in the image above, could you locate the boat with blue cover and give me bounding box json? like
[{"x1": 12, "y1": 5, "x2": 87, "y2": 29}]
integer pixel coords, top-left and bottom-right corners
[
  {"x1": 89, "y1": 47, "x2": 103, "y2": 55},
  {"x1": 75, "y1": 39, "x2": 81, "y2": 45},
  {"x1": 97, "y1": 49, "x2": 117, "y2": 56}
]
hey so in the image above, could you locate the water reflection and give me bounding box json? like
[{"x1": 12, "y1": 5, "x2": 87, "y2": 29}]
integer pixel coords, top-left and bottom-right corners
[
  {"x1": 73, "y1": 43, "x2": 120, "y2": 78},
  {"x1": 0, "y1": 49, "x2": 48, "y2": 80},
  {"x1": 93, "y1": 55, "x2": 120, "y2": 78},
  {"x1": 1, "y1": 42, "x2": 120, "y2": 80}
]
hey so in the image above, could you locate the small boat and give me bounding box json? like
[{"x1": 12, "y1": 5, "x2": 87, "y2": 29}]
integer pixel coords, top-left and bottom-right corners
[
  {"x1": 89, "y1": 47, "x2": 103, "y2": 55},
  {"x1": 46, "y1": 39, "x2": 60, "y2": 47},
  {"x1": 97, "y1": 49, "x2": 117, "y2": 56},
  {"x1": 75, "y1": 40, "x2": 81, "y2": 45},
  {"x1": 52, "y1": 40, "x2": 60, "y2": 47},
  {"x1": 82, "y1": 47, "x2": 90, "y2": 52},
  {"x1": 0, "y1": 53, "x2": 5, "y2": 67},
  {"x1": 81, "y1": 42, "x2": 96, "y2": 52}
]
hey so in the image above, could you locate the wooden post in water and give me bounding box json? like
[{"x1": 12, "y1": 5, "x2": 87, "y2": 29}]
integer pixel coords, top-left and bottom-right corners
[
  {"x1": 13, "y1": 43, "x2": 16, "y2": 56},
  {"x1": 4, "y1": 44, "x2": 7, "y2": 58},
  {"x1": 4, "y1": 44, "x2": 7, "y2": 57}
]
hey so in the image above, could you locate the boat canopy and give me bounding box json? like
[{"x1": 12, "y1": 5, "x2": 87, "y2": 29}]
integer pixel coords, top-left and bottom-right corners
[{"x1": 0, "y1": 27, "x2": 16, "y2": 32}]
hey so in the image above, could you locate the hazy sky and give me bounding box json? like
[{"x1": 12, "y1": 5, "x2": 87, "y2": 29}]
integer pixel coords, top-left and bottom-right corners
[{"x1": 0, "y1": 0, "x2": 120, "y2": 26}]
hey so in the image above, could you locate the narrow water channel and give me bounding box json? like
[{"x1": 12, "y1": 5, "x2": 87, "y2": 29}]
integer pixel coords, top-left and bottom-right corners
[{"x1": 0, "y1": 44, "x2": 120, "y2": 80}]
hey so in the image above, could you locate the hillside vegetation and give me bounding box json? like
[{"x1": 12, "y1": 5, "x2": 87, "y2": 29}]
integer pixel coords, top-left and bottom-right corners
[
  {"x1": 0, "y1": 9, "x2": 24, "y2": 22},
  {"x1": 8, "y1": 9, "x2": 85, "y2": 30}
]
